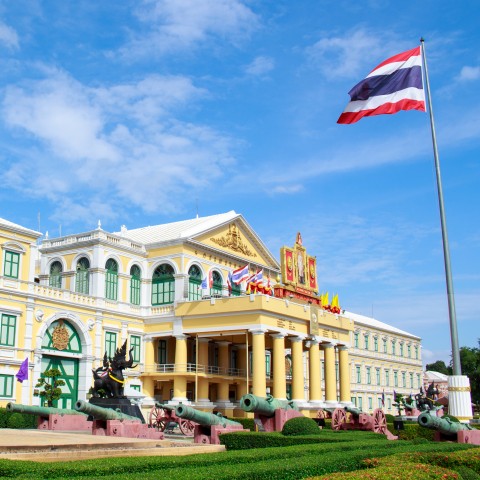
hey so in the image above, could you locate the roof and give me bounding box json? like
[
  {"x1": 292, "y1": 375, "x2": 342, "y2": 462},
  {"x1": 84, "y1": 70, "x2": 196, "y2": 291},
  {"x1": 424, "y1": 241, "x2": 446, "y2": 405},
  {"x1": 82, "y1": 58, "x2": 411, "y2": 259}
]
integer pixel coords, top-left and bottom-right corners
[
  {"x1": 114, "y1": 211, "x2": 280, "y2": 268},
  {"x1": 0, "y1": 217, "x2": 42, "y2": 238},
  {"x1": 114, "y1": 211, "x2": 240, "y2": 244},
  {"x1": 344, "y1": 310, "x2": 420, "y2": 339},
  {"x1": 424, "y1": 371, "x2": 448, "y2": 382}
]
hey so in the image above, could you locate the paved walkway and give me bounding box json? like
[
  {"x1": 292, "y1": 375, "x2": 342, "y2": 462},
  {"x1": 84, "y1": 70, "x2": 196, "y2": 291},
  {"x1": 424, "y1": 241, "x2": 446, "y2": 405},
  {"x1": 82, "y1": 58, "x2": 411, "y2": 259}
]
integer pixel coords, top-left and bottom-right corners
[{"x1": 0, "y1": 429, "x2": 224, "y2": 462}]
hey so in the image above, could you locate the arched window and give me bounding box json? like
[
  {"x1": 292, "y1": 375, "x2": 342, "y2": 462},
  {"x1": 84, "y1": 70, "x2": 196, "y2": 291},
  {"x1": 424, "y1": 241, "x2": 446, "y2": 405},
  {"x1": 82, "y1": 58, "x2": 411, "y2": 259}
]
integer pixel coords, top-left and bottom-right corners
[
  {"x1": 230, "y1": 278, "x2": 241, "y2": 297},
  {"x1": 130, "y1": 265, "x2": 141, "y2": 305},
  {"x1": 188, "y1": 265, "x2": 202, "y2": 301},
  {"x1": 211, "y1": 270, "x2": 222, "y2": 297},
  {"x1": 152, "y1": 264, "x2": 175, "y2": 305},
  {"x1": 76, "y1": 257, "x2": 90, "y2": 294},
  {"x1": 105, "y1": 259, "x2": 118, "y2": 301},
  {"x1": 49, "y1": 261, "x2": 63, "y2": 288}
]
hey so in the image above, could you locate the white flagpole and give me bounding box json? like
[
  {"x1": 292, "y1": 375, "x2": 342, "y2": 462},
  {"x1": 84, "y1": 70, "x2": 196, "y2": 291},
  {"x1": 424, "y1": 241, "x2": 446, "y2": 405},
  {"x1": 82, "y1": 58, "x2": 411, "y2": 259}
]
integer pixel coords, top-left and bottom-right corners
[{"x1": 420, "y1": 38, "x2": 461, "y2": 376}]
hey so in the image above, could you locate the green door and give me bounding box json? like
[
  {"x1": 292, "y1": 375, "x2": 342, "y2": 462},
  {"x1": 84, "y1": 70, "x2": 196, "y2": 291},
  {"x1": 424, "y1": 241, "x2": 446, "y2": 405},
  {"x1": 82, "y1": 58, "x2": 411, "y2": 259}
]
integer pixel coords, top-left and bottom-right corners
[{"x1": 40, "y1": 356, "x2": 79, "y2": 409}]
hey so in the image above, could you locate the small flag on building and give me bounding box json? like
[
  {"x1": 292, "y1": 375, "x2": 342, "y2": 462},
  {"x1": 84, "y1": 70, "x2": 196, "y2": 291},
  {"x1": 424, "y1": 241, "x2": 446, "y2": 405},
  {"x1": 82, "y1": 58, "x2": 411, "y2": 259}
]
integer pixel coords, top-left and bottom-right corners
[
  {"x1": 16, "y1": 357, "x2": 29, "y2": 383},
  {"x1": 381, "y1": 389, "x2": 385, "y2": 407},
  {"x1": 231, "y1": 265, "x2": 249, "y2": 285},
  {"x1": 337, "y1": 46, "x2": 425, "y2": 124}
]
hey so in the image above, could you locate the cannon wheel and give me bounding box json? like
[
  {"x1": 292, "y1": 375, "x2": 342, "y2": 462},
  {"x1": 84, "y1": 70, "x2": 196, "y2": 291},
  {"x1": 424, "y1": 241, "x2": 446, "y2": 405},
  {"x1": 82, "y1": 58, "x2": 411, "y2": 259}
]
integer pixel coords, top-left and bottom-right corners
[
  {"x1": 332, "y1": 408, "x2": 346, "y2": 431},
  {"x1": 149, "y1": 405, "x2": 168, "y2": 432},
  {"x1": 373, "y1": 408, "x2": 387, "y2": 434},
  {"x1": 178, "y1": 418, "x2": 195, "y2": 436}
]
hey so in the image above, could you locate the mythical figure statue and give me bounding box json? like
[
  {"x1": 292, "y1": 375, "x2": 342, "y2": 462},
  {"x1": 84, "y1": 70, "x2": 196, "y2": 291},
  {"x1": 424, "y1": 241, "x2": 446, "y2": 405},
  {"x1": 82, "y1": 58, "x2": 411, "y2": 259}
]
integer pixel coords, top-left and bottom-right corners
[{"x1": 91, "y1": 341, "x2": 136, "y2": 398}]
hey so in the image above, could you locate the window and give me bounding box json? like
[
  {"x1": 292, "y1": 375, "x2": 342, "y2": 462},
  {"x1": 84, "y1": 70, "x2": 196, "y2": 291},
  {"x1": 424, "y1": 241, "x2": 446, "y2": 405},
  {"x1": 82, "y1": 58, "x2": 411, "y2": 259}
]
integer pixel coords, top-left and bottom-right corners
[
  {"x1": 364, "y1": 335, "x2": 369, "y2": 350},
  {"x1": 358, "y1": 397, "x2": 363, "y2": 410},
  {"x1": 0, "y1": 314, "x2": 16, "y2": 346},
  {"x1": 402, "y1": 372, "x2": 406, "y2": 387},
  {"x1": 0, "y1": 374, "x2": 14, "y2": 398},
  {"x1": 152, "y1": 264, "x2": 175, "y2": 305},
  {"x1": 130, "y1": 385, "x2": 141, "y2": 392},
  {"x1": 391, "y1": 340, "x2": 396, "y2": 356},
  {"x1": 399, "y1": 343, "x2": 404, "y2": 357},
  {"x1": 387, "y1": 398, "x2": 391, "y2": 409},
  {"x1": 407, "y1": 344, "x2": 411, "y2": 358},
  {"x1": 378, "y1": 397, "x2": 383, "y2": 408},
  {"x1": 76, "y1": 257, "x2": 90, "y2": 294},
  {"x1": 383, "y1": 338, "x2": 387, "y2": 353},
  {"x1": 417, "y1": 373, "x2": 421, "y2": 389},
  {"x1": 385, "y1": 370, "x2": 390, "y2": 386},
  {"x1": 368, "y1": 397, "x2": 373, "y2": 410},
  {"x1": 354, "y1": 333, "x2": 359, "y2": 348},
  {"x1": 158, "y1": 339, "x2": 167, "y2": 364},
  {"x1": 105, "y1": 259, "x2": 118, "y2": 300},
  {"x1": 356, "y1": 365, "x2": 361, "y2": 383},
  {"x1": 105, "y1": 331, "x2": 117, "y2": 358},
  {"x1": 415, "y1": 345, "x2": 419, "y2": 360},
  {"x1": 49, "y1": 261, "x2": 63, "y2": 288},
  {"x1": 188, "y1": 265, "x2": 202, "y2": 301},
  {"x1": 410, "y1": 372, "x2": 414, "y2": 388},
  {"x1": 130, "y1": 335, "x2": 141, "y2": 363},
  {"x1": 376, "y1": 368, "x2": 381, "y2": 385},
  {"x1": 374, "y1": 336, "x2": 378, "y2": 352},
  {"x1": 211, "y1": 270, "x2": 222, "y2": 297},
  {"x1": 394, "y1": 371, "x2": 398, "y2": 387},
  {"x1": 351, "y1": 397, "x2": 357, "y2": 406},
  {"x1": 4, "y1": 251, "x2": 20, "y2": 278},
  {"x1": 366, "y1": 367, "x2": 371, "y2": 384},
  {"x1": 265, "y1": 352, "x2": 271, "y2": 377},
  {"x1": 130, "y1": 265, "x2": 141, "y2": 305}
]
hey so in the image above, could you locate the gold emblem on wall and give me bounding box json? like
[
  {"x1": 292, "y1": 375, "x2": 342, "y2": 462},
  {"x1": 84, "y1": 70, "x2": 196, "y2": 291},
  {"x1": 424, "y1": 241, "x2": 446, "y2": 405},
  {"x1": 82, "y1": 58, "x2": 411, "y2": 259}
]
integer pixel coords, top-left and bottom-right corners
[
  {"x1": 52, "y1": 320, "x2": 70, "y2": 351},
  {"x1": 210, "y1": 223, "x2": 257, "y2": 258},
  {"x1": 310, "y1": 308, "x2": 319, "y2": 336}
]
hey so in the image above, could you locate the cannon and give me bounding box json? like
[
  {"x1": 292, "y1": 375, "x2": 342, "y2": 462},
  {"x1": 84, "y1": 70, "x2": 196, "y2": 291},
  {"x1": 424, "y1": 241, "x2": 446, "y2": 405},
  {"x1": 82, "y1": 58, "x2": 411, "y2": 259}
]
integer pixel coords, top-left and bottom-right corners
[
  {"x1": 239, "y1": 394, "x2": 303, "y2": 432},
  {"x1": 75, "y1": 400, "x2": 163, "y2": 439},
  {"x1": 175, "y1": 403, "x2": 246, "y2": 444},
  {"x1": 149, "y1": 403, "x2": 195, "y2": 436},
  {"x1": 331, "y1": 406, "x2": 397, "y2": 440},
  {"x1": 6, "y1": 402, "x2": 91, "y2": 431},
  {"x1": 417, "y1": 412, "x2": 480, "y2": 445}
]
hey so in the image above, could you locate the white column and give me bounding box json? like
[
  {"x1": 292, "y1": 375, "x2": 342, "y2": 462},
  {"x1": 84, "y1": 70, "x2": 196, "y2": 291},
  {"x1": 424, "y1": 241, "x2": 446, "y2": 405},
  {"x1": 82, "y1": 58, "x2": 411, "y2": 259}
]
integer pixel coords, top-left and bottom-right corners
[{"x1": 448, "y1": 375, "x2": 473, "y2": 422}]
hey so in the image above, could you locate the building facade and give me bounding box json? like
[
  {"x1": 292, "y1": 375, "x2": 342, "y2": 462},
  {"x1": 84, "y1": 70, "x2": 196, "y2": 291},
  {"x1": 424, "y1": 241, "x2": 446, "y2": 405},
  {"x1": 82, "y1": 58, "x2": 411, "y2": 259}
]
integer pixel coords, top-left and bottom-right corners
[{"x1": 0, "y1": 211, "x2": 422, "y2": 417}]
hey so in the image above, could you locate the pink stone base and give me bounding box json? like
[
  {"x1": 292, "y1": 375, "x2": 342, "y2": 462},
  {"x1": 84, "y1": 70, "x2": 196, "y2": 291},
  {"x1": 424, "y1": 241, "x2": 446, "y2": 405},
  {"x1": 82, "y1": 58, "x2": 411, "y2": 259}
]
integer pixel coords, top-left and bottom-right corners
[
  {"x1": 37, "y1": 414, "x2": 92, "y2": 431},
  {"x1": 455, "y1": 430, "x2": 480, "y2": 445},
  {"x1": 257, "y1": 408, "x2": 303, "y2": 432},
  {"x1": 193, "y1": 424, "x2": 247, "y2": 445},
  {"x1": 92, "y1": 419, "x2": 164, "y2": 439}
]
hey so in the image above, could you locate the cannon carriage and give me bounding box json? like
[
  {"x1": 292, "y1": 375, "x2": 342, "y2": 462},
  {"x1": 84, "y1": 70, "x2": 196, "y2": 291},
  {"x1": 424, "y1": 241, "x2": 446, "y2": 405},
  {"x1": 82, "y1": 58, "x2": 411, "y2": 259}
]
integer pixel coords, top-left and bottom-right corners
[
  {"x1": 149, "y1": 403, "x2": 195, "y2": 436},
  {"x1": 331, "y1": 405, "x2": 397, "y2": 439}
]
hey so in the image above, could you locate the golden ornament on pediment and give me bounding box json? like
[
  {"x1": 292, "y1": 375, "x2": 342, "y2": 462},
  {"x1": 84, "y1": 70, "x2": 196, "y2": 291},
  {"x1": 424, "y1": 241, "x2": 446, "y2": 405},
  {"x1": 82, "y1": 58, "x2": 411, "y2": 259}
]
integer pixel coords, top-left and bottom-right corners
[
  {"x1": 210, "y1": 223, "x2": 257, "y2": 258},
  {"x1": 52, "y1": 321, "x2": 70, "y2": 351},
  {"x1": 287, "y1": 256, "x2": 293, "y2": 272},
  {"x1": 309, "y1": 263, "x2": 315, "y2": 279}
]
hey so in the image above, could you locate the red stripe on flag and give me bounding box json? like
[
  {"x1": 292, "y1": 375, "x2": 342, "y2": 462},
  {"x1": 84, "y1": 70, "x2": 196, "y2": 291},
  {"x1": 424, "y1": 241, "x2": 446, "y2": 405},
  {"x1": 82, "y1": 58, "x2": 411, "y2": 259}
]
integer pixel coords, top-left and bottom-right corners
[
  {"x1": 337, "y1": 98, "x2": 425, "y2": 124},
  {"x1": 370, "y1": 46, "x2": 421, "y2": 74}
]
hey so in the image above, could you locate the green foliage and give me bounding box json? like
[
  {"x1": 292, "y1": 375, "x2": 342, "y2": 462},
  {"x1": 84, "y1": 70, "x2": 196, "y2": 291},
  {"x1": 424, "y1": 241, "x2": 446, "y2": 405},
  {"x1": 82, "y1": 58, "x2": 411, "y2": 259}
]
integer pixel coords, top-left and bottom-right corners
[
  {"x1": 389, "y1": 422, "x2": 435, "y2": 441},
  {"x1": 34, "y1": 368, "x2": 65, "y2": 407},
  {"x1": 231, "y1": 417, "x2": 255, "y2": 431},
  {"x1": 282, "y1": 416, "x2": 321, "y2": 436},
  {"x1": 0, "y1": 407, "x2": 37, "y2": 429},
  {"x1": 425, "y1": 360, "x2": 451, "y2": 375},
  {"x1": 385, "y1": 414, "x2": 395, "y2": 423}
]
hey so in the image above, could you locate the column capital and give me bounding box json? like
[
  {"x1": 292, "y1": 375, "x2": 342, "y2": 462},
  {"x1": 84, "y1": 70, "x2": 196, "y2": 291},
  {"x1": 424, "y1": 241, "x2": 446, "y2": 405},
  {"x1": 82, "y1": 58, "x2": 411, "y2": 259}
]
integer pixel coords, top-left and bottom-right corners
[
  {"x1": 337, "y1": 344, "x2": 350, "y2": 351},
  {"x1": 174, "y1": 334, "x2": 189, "y2": 341},
  {"x1": 291, "y1": 335, "x2": 307, "y2": 343},
  {"x1": 216, "y1": 341, "x2": 231, "y2": 347},
  {"x1": 249, "y1": 328, "x2": 268, "y2": 335},
  {"x1": 197, "y1": 337, "x2": 211, "y2": 344},
  {"x1": 321, "y1": 342, "x2": 335, "y2": 349},
  {"x1": 270, "y1": 332, "x2": 287, "y2": 340}
]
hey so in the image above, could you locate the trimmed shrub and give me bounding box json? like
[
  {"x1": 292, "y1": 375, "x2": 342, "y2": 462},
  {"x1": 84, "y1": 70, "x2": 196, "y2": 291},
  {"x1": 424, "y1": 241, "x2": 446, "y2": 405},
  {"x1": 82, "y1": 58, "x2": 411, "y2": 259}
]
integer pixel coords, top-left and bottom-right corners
[
  {"x1": 282, "y1": 416, "x2": 321, "y2": 436},
  {"x1": 6, "y1": 412, "x2": 28, "y2": 429},
  {"x1": 0, "y1": 407, "x2": 37, "y2": 429},
  {"x1": 231, "y1": 417, "x2": 255, "y2": 431},
  {"x1": 385, "y1": 414, "x2": 395, "y2": 423}
]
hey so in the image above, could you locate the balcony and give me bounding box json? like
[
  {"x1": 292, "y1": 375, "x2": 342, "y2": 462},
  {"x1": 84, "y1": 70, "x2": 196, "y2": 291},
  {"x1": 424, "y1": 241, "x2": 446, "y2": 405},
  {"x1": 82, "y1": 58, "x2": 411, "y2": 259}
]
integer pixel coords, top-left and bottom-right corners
[{"x1": 142, "y1": 363, "x2": 246, "y2": 378}]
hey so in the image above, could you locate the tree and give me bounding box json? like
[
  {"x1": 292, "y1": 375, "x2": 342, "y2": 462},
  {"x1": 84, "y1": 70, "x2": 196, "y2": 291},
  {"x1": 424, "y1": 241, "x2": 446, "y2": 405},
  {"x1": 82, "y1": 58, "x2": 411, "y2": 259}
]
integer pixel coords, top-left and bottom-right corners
[
  {"x1": 455, "y1": 343, "x2": 480, "y2": 405},
  {"x1": 34, "y1": 368, "x2": 65, "y2": 407},
  {"x1": 425, "y1": 360, "x2": 451, "y2": 375}
]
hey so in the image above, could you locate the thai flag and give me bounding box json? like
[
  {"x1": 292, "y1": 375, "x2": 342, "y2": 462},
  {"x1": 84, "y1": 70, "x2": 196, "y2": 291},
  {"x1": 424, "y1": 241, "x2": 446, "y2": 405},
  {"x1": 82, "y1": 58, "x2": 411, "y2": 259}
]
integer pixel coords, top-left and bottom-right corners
[
  {"x1": 246, "y1": 269, "x2": 263, "y2": 284},
  {"x1": 231, "y1": 265, "x2": 249, "y2": 284},
  {"x1": 381, "y1": 389, "x2": 385, "y2": 407},
  {"x1": 227, "y1": 271, "x2": 232, "y2": 295},
  {"x1": 338, "y1": 46, "x2": 425, "y2": 124},
  {"x1": 201, "y1": 277, "x2": 208, "y2": 289}
]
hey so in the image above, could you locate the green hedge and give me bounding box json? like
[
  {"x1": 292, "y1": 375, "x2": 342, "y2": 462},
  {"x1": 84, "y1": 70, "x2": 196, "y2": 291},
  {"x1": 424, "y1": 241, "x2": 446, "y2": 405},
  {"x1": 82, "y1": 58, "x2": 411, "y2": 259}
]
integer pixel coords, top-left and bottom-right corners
[
  {"x1": 0, "y1": 438, "x2": 474, "y2": 479},
  {"x1": 231, "y1": 417, "x2": 255, "y2": 431},
  {"x1": 0, "y1": 407, "x2": 37, "y2": 429}
]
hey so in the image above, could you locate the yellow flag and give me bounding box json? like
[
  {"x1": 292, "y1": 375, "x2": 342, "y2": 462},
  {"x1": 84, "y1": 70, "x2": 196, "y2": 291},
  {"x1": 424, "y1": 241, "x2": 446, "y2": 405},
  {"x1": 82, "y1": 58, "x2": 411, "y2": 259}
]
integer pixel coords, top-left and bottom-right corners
[{"x1": 331, "y1": 294, "x2": 339, "y2": 308}]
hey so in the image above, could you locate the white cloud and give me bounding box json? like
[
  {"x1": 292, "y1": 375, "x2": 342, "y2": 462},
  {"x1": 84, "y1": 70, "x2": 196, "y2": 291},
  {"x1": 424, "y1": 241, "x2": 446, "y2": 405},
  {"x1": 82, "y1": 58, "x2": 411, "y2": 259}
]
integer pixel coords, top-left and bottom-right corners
[
  {"x1": 1, "y1": 68, "x2": 236, "y2": 224},
  {"x1": 270, "y1": 184, "x2": 303, "y2": 195},
  {"x1": 123, "y1": 0, "x2": 259, "y2": 58},
  {"x1": 245, "y1": 56, "x2": 275, "y2": 76},
  {"x1": 306, "y1": 28, "x2": 404, "y2": 79},
  {"x1": 456, "y1": 65, "x2": 480, "y2": 82},
  {"x1": 0, "y1": 22, "x2": 19, "y2": 49}
]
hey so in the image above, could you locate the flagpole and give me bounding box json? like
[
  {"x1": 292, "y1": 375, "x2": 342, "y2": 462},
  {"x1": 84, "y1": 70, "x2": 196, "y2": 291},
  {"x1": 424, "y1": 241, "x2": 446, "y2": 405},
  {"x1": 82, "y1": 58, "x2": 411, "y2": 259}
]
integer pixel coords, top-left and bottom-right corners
[{"x1": 420, "y1": 38, "x2": 461, "y2": 376}]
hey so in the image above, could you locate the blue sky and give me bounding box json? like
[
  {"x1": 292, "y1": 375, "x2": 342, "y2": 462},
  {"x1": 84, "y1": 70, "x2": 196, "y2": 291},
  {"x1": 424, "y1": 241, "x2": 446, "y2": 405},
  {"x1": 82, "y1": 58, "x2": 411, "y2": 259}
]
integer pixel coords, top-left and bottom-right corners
[{"x1": 1, "y1": 1, "x2": 479, "y2": 367}]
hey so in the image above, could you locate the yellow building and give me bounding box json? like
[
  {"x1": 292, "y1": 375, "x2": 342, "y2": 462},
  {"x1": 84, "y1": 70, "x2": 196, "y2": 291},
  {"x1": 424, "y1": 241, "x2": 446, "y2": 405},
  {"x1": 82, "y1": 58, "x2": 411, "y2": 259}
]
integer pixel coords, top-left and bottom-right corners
[{"x1": 0, "y1": 211, "x2": 422, "y2": 418}]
